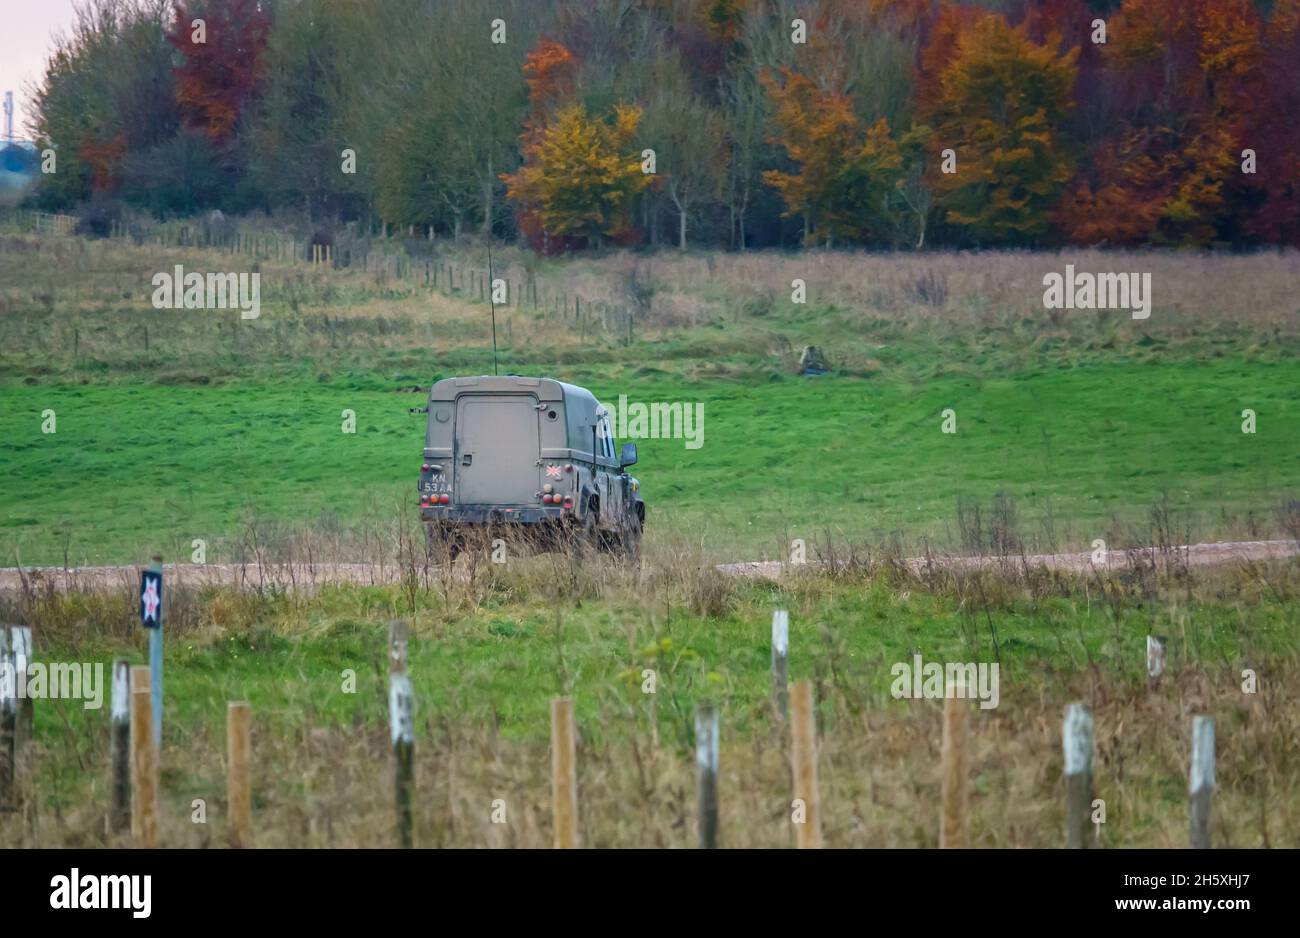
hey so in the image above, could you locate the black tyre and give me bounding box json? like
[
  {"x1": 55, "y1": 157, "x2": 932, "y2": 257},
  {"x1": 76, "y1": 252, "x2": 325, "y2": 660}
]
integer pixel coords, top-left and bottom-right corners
[
  {"x1": 425, "y1": 525, "x2": 461, "y2": 564},
  {"x1": 622, "y1": 524, "x2": 642, "y2": 564}
]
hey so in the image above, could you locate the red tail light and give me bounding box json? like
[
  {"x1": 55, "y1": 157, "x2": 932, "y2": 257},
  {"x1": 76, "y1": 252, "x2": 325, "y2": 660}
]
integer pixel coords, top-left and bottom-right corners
[{"x1": 439, "y1": 493, "x2": 450, "y2": 504}]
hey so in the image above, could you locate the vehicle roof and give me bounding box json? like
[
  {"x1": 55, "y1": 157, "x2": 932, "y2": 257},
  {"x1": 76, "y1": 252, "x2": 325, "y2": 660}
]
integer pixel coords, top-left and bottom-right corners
[
  {"x1": 426, "y1": 375, "x2": 613, "y2": 459},
  {"x1": 428, "y1": 375, "x2": 594, "y2": 401},
  {"x1": 428, "y1": 374, "x2": 605, "y2": 417}
]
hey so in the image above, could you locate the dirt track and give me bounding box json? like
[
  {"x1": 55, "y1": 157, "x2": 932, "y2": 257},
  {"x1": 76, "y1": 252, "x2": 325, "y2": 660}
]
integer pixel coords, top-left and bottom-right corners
[
  {"x1": 0, "y1": 539, "x2": 1294, "y2": 594},
  {"x1": 715, "y1": 539, "x2": 1299, "y2": 579}
]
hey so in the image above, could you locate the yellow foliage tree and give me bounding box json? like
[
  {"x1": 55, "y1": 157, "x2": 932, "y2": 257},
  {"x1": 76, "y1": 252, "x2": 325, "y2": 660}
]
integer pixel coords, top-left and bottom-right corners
[
  {"x1": 504, "y1": 102, "x2": 651, "y2": 250},
  {"x1": 922, "y1": 11, "x2": 1078, "y2": 246}
]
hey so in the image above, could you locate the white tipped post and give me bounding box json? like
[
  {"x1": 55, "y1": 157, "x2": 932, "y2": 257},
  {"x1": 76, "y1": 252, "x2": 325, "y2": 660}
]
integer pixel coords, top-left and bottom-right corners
[
  {"x1": 1189, "y1": 716, "x2": 1215, "y2": 849},
  {"x1": 695, "y1": 703, "x2": 720, "y2": 849},
  {"x1": 110, "y1": 659, "x2": 131, "y2": 832},
  {"x1": 1062, "y1": 703, "x2": 1094, "y2": 848},
  {"x1": 1146, "y1": 635, "x2": 1165, "y2": 689},
  {"x1": 389, "y1": 621, "x2": 414, "y2": 849},
  {"x1": 771, "y1": 610, "x2": 789, "y2": 721},
  {"x1": 0, "y1": 631, "x2": 14, "y2": 810},
  {"x1": 10, "y1": 627, "x2": 31, "y2": 740}
]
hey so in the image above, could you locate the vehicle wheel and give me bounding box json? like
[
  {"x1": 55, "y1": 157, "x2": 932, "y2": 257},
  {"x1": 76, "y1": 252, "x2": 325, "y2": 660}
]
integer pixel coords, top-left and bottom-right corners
[
  {"x1": 621, "y1": 521, "x2": 642, "y2": 565},
  {"x1": 577, "y1": 502, "x2": 600, "y2": 555},
  {"x1": 425, "y1": 525, "x2": 461, "y2": 564}
]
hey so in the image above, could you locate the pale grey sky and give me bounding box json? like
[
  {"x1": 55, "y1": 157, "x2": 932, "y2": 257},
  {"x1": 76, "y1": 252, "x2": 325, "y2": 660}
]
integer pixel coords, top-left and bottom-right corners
[{"x1": 2, "y1": 0, "x2": 81, "y2": 138}]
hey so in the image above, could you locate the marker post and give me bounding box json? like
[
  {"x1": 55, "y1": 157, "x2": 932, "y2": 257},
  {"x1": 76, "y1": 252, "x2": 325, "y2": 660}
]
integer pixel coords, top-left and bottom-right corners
[{"x1": 140, "y1": 561, "x2": 164, "y2": 751}]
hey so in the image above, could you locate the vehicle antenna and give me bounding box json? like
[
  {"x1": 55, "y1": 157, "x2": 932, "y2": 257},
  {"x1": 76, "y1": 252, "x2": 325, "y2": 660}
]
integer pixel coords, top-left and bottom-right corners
[{"x1": 487, "y1": 230, "x2": 499, "y2": 377}]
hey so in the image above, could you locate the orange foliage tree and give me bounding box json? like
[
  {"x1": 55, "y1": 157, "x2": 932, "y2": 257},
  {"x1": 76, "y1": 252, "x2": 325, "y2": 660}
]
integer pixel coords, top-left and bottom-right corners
[
  {"x1": 761, "y1": 70, "x2": 860, "y2": 243},
  {"x1": 763, "y1": 67, "x2": 932, "y2": 246},
  {"x1": 1056, "y1": 0, "x2": 1262, "y2": 246},
  {"x1": 505, "y1": 39, "x2": 583, "y2": 252}
]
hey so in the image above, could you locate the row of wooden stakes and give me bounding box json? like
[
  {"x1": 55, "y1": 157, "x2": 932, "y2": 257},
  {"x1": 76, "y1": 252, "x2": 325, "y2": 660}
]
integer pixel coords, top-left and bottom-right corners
[
  {"x1": 4, "y1": 619, "x2": 1215, "y2": 848},
  {"x1": 99, "y1": 661, "x2": 252, "y2": 849}
]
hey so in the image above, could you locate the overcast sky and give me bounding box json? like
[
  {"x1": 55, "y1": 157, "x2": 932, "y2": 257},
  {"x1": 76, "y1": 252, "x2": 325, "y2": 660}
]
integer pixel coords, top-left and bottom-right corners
[{"x1": 2, "y1": 0, "x2": 80, "y2": 138}]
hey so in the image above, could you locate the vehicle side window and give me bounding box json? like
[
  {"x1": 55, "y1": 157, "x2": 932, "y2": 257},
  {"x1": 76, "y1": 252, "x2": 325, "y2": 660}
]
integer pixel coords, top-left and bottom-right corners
[{"x1": 596, "y1": 415, "x2": 614, "y2": 462}]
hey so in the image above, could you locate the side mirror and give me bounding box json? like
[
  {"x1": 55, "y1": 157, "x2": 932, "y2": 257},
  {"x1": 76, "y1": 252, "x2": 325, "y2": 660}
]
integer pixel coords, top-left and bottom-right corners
[{"x1": 619, "y1": 441, "x2": 638, "y2": 468}]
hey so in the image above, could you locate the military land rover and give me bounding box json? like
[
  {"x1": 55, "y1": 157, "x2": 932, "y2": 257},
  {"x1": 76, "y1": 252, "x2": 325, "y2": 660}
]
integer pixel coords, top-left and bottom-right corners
[{"x1": 418, "y1": 375, "x2": 644, "y2": 559}]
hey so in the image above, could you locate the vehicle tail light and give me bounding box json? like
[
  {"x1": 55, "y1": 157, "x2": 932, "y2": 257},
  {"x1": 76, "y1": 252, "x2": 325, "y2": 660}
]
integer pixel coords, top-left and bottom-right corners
[
  {"x1": 420, "y1": 495, "x2": 430, "y2": 506},
  {"x1": 422, "y1": 463, "x2": 430, "y2": 473},
  {"x1": 564, "y1": 464, "x2": 573, "y2": 473},
  {"x1": 439, "y1": 493, "x2": 450, "y2": 504}
]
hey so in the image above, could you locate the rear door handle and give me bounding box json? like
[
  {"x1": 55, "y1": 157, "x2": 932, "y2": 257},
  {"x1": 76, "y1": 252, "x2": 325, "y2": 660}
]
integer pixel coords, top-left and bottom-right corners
[{"x1": 461, "y1": 454, "x2": 473, "y2": 466}]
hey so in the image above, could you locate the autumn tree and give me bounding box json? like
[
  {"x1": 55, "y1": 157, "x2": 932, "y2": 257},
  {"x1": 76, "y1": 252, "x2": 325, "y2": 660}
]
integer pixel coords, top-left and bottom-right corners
[
  {"x1": 1235, "y1": 0, "x2": 1300, "y2": 244},
  {"x1": 761, "y1": 66, "x2": 925, "y2": 246},
  {"x1": 1056, "y1": 0, "x2": 1262, "y2": 246},
  {"x1": 504, "y1": 102, "x2": 652, "y2": 250},
  {"x1": 32, "y1": 0, "x2": 178, "y2": 208},
  {"x1": 167, "y1": 0, "x2": 269, "y2": 142},
  {"x1": 761, "y1": 69, "x2": 861, "y2": 244},
  {"x1": 921, "y1": 9, "x2": 1078, "y2": 246}
]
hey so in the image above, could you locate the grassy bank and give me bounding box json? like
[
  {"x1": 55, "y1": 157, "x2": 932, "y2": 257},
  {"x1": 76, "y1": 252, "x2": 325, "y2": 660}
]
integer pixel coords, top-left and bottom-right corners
[{"x1": 3, "y1": 550, "x2": 1297, "y2": 847}]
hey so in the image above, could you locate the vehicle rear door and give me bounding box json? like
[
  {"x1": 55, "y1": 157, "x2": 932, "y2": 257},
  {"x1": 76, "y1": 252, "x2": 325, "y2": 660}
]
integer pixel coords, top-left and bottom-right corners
[{"x1": 454, "y1": 393, "x2": 541, "y2": 506}]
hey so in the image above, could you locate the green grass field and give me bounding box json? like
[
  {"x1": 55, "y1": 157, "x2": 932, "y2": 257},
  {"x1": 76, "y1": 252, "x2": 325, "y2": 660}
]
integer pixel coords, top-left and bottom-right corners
[
  {"x1": 2, "y1": 357, "x2": 1297, "y2": 565},
  {"x1": 2, "y1": 235, "x2": 1298, "y2": 566}
]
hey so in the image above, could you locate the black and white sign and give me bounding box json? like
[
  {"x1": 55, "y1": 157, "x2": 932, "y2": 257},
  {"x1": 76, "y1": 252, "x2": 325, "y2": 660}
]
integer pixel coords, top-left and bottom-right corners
[{"x1": 140, "y1": 571, "x2": 162, "y2": 628}]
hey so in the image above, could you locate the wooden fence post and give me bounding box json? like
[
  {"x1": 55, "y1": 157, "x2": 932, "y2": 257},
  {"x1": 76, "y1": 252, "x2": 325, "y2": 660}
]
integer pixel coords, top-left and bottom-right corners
[
  {"x1": 109, "y1": 659, "x2": 131, "y2": 833},
  {"x1": 551, "y1": 696, "x2": 578, "y2": 848},
  {"x1": 1063, "y1": 702, "x2": 1094, "y2": 848},
  {"x1": 388, "y1": 621, "x2": 414, "y2": 849},
  {"x1": 790, "y1": 680, "x2": 821, "y2": 848},
  {"x1": 771, "y1": 611, "x2": 789, "y2": 722},
  {"x1": 227, "y1": 701, "x2": 252, "y2": 848},
  {"x1": 695, "y1": 703, "x2": 719, "y2": 849},
  {"x1": 130, "y1": 666, "x2": 158, "y2": 848},
  {"x1": 1189, "y1": 716, "x2": 1214, "y2": 849},
  {"x1": 939, "y1": 683, "x2": 969, "y2": 848}
]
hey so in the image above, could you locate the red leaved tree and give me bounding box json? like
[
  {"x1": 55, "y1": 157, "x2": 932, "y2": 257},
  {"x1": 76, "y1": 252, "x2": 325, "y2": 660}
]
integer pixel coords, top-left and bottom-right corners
[{"x1": 167, "y1": 0, "x2": 269, "y2": 142}]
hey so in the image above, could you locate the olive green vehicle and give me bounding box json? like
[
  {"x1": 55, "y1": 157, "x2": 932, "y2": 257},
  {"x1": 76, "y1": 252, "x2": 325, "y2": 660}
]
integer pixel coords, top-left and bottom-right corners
[{"x1": 417, "y1": 375, "x2": 644, "y2": 559}]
